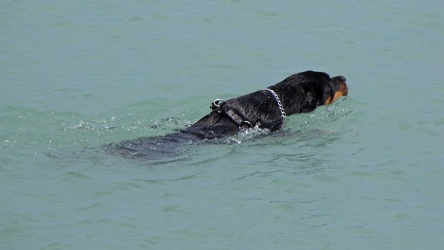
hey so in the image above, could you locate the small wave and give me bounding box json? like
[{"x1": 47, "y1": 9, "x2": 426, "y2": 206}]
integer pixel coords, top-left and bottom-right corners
[
  {"x1": 285, "y1": 98, "x2": 353, "y2": 129},
  {"x1": 206, "y1": 125, "x2": 271, "y2": 145}
]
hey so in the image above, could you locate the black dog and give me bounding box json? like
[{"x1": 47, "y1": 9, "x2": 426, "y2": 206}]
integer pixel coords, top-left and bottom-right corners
[{"x1": 105, "y1": 71, "x2": 348, "y2": 158}]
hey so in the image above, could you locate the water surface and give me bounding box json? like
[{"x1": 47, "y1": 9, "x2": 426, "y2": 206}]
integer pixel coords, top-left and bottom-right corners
[{"x1": 1, "y1": 1, "x2": 443, "y2": 249}]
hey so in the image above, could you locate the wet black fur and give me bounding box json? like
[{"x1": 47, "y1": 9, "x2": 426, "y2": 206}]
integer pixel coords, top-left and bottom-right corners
[{"x1": 105, "y1": 71, "x2": 346, "y2": 158}]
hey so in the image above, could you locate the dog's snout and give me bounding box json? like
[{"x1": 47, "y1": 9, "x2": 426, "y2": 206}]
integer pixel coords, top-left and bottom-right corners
[{"x1": 329, "y1": 75, "x2": 348, "y2": 102}]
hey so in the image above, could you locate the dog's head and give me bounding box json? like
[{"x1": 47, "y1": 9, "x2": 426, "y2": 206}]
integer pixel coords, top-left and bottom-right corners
[{"x1": 271, "y1": 71, "x2": 348, "y2": 115}]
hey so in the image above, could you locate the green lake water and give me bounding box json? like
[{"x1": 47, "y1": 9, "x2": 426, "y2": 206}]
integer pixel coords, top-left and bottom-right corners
[{"x1": 1, "y1": 1, "x2": 443, "y2": 249}]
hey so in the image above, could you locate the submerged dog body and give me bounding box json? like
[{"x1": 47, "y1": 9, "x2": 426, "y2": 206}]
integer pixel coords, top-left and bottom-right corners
[{"x1": 106, "y1": 71, "x2": 348, "y2": 158}]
